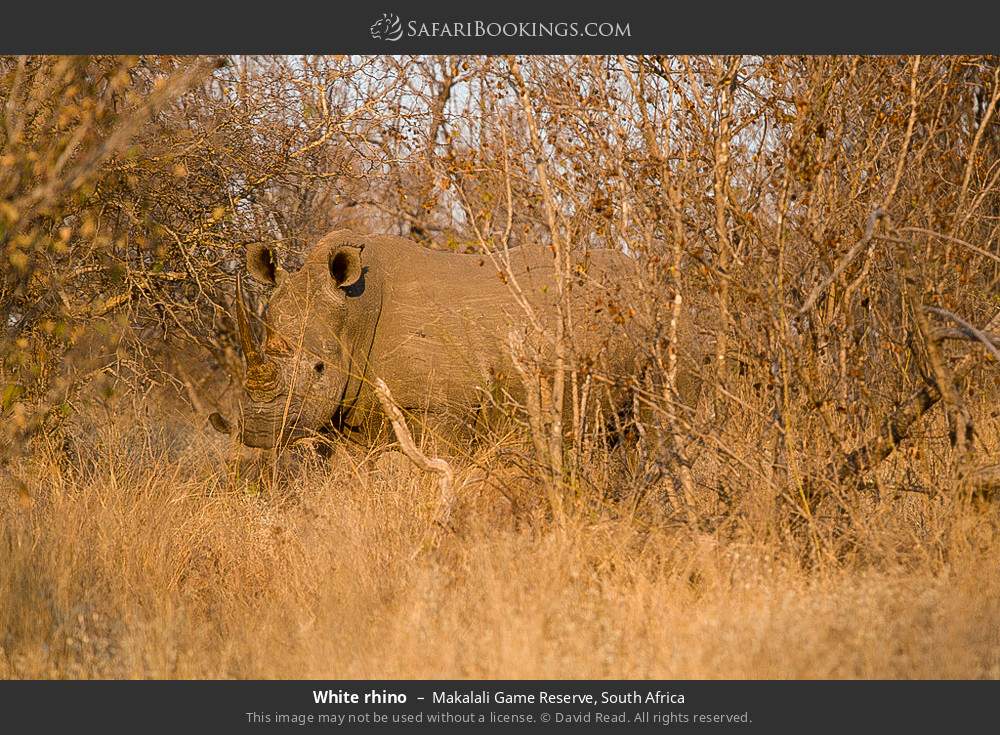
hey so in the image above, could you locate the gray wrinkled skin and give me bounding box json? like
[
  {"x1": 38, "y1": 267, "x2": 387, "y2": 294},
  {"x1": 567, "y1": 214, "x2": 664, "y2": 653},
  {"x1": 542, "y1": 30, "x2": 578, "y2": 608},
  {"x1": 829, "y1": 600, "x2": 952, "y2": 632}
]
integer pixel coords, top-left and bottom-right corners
[{"x1": 223, "y1": 229, "x2": 648, "y2": 450}]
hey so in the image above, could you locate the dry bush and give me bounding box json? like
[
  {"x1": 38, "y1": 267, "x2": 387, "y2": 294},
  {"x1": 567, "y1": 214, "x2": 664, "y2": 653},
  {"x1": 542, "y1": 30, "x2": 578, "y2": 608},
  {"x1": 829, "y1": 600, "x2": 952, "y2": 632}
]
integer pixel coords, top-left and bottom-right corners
[{"x1": 2, "y1": 54, "x2": 1000, "y2": 679}]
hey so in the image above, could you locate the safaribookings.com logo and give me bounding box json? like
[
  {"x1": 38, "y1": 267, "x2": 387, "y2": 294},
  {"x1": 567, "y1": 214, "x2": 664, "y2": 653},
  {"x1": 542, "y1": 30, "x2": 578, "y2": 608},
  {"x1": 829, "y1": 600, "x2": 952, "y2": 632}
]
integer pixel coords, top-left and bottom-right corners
[
  {"x1": 370, "y1": 13, "x2": 404, "y2": 41},
  {"x1": 370, "y1": 13, "x2": 631, "y2": 41}
]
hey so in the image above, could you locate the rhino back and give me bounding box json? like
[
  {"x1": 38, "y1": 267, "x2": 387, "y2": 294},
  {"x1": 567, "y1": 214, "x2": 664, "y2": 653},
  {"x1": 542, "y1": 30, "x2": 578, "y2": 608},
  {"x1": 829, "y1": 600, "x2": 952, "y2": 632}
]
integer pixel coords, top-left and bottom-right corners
[{"x1": 336, "y1": 231, "x2": 640, "y2": 426}]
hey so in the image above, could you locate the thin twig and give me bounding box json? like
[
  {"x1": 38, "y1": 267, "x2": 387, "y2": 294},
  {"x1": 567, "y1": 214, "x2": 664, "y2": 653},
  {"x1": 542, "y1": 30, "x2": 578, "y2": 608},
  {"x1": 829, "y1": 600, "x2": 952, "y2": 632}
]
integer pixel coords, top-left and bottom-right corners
[
  {"x1": 797, "y1": 208, "x2": 885, "y2": 317},
  {"x1": 894, "y1": 228, "x2": 1000, "y2": 266},
  {"x1": 926, "y1": 307, "x2": 1000, "y2": 363}
]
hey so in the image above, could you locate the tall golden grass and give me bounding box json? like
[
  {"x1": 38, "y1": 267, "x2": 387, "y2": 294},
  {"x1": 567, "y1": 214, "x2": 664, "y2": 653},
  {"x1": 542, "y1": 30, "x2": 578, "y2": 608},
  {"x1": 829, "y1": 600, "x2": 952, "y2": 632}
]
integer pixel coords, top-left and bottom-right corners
[{"x1": 3, "y1": 391, "x2": 999, "y2": 679}]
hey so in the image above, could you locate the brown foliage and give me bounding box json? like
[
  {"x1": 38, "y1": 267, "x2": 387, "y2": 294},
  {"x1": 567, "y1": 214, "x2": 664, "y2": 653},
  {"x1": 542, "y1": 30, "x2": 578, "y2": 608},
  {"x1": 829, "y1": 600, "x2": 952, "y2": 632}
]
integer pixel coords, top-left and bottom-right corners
[{"x1": 2, "y1": 55, "x2": 1000, "y2": 678}]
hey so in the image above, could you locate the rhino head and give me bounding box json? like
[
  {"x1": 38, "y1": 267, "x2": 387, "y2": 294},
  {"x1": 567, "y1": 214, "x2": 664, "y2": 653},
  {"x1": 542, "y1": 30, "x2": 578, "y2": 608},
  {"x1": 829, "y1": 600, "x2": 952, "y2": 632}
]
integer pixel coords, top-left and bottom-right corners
[{"x1": 211, "y1": 235, "x2": 376, "y2": 448}]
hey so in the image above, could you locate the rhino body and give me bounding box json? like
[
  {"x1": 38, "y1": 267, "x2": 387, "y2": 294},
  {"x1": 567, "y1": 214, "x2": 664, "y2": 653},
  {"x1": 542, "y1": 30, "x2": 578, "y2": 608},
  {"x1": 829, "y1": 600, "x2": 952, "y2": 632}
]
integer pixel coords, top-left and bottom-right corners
[{"x1": 225, "y1": 229, "x2": 649, "y2": 450}]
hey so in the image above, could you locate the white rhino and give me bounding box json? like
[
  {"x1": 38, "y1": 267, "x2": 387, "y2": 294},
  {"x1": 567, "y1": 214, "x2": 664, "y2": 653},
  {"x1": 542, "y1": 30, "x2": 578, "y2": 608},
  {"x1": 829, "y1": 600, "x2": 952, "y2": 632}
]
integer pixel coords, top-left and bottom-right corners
[{"x1": 211, "y1": 229, "x2": 653, "y2": 450}]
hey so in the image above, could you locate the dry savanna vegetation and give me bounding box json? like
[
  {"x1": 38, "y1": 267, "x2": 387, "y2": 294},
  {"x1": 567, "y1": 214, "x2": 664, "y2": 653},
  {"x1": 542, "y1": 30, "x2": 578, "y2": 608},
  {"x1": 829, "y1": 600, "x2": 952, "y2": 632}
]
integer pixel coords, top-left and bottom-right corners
[{"x1": 2, "y1": 55, "x2": 999, "y2": 679}]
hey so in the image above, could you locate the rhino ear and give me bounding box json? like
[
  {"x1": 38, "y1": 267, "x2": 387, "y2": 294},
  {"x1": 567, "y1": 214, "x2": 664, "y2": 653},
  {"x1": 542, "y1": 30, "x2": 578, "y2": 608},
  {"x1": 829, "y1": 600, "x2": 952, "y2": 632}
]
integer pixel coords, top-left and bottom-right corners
[
  {"x1": 246, "y1": 243, "x2": 286, "y2": 286},
  {"x1": 208, "y1": 412, "x2": 231, "y2": 435},
  {"x1": 329, "y1": 244, "x2": 364, "y2": 289}
]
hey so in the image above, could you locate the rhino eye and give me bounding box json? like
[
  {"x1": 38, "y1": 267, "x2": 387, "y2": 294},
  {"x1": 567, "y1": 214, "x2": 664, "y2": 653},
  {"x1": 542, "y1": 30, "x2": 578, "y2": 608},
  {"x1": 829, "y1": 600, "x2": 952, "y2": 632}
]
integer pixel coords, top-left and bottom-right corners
[{"x1": 314, "y1": 362, "x2": 325, "y2": 374}]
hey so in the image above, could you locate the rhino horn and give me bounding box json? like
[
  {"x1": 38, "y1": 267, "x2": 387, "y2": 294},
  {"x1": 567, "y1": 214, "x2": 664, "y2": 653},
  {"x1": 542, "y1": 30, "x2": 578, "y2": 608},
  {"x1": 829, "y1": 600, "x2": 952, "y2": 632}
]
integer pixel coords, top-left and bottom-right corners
[
  {"x1": 235, "y1": 274, "x2": 282, "y2": 402},
  {"x1": 235, "y1": 274, "x2": 262, "y2": 367}
]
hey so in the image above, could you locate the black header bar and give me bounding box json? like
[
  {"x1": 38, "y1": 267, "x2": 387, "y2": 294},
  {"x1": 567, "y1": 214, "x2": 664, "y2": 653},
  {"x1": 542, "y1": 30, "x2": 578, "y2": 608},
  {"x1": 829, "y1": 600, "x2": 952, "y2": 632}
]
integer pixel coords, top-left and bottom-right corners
[{"x1": 1, "y1": 1, "x2": 999, "y2": 54}]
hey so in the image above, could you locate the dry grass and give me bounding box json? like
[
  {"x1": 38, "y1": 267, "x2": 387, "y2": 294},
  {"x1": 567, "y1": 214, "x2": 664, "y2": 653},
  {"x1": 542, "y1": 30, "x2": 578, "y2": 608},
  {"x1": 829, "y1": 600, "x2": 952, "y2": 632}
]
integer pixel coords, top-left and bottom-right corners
[{"x1": 2, "y1": 395, "x2": 1000, "y2": 680}]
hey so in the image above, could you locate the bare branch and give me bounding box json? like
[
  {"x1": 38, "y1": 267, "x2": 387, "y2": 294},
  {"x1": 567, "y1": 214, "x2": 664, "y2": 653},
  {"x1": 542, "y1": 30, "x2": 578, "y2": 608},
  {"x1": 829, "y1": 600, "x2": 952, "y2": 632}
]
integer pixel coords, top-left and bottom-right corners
[
  {"x1": 926, "y1": 307, "x2": 1000, "y2": 363},
  {"x1": 372, "y1": 377, "x2": 455, "y2": 527}
]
